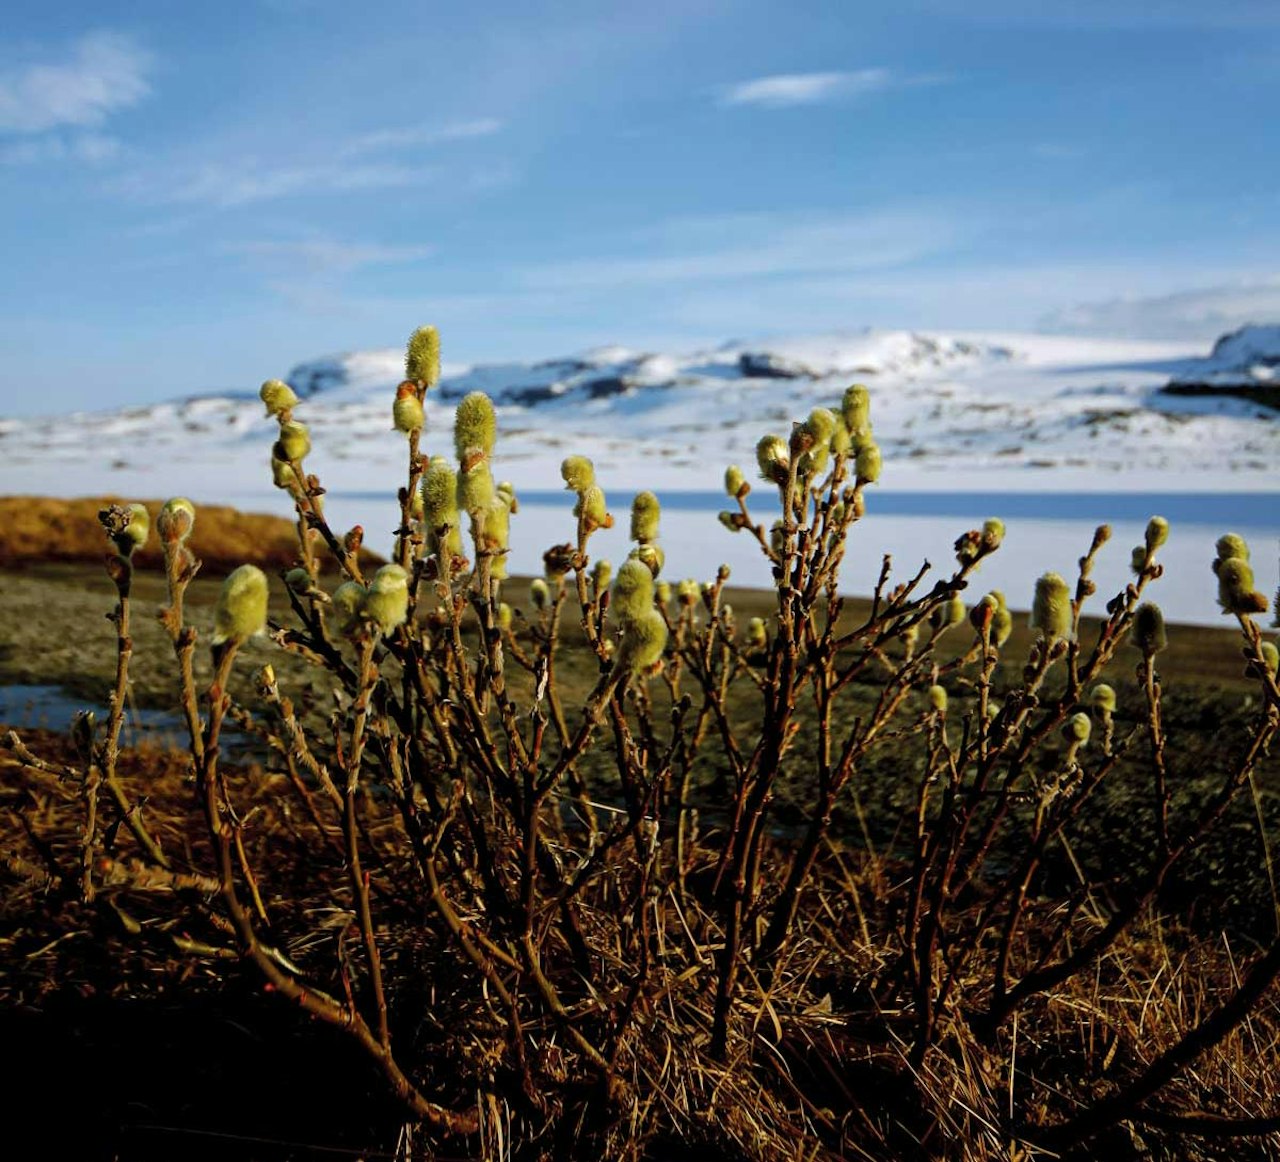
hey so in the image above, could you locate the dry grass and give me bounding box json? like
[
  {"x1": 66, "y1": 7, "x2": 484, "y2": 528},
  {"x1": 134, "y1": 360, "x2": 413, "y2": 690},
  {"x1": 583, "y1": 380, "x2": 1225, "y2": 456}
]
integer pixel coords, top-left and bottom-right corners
[{"x1": 0, "y1": 495, "x2": 383, "y2": 575}]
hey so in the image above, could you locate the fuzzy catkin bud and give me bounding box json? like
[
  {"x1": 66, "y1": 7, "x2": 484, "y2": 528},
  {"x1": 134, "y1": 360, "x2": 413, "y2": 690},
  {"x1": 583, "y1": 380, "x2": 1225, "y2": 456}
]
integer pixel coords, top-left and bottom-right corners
[
  {"x1": 362, "y1": 565, "x2": 409, "y2": 636},
  {"x1": 756, "y1": 435, "x2": 789, "y2": 484},
  {"x1": 330, "y1": 581, "x2": 365, "y2": 635},
  {"x1": 457, "y1": 461, "x2": 496, "y2": 516},
  {"x1": 630, "y1": 491, "x2": 661, "y2": 544},
  {"x1": 1133, "y1": 602, "x2": 1168, "y2": 655},
  {"x1": 655, "y1": 580, "x2": 672, "y2": 605},
  {"x1": 454, "y1": 392, "x2": 496, "y2": 462},
  {"x1": 746, "y1": 617, "x2": 767, "y2": 649},
  {"x1": 1214, "y1": 533, "x2": 1250, "y2": 571},
  {"x1": 393, "y1": 394, "x2": 424, "y2": 434},
  {"x1": 1260, "y1": 641, "x2": 1279, "y2": 676},
  {"x1": 592, "y1": 559, "x2": 613, "y2": 596},
  {"x1": 634, "y1": 543, "x2": 664, "y2": 577},
  {"x1": 496, "y1": 603, "x2": 513, "y2": 631},
  {"x1": 561, "y1": 455, "x2": 595, "y2": 492},
  {"x1": 841, "y1": 384, "x2": 871, "y2": 433},
  {"x1": 116, "y1": 503, "x2": 150, "y2": 557},
  {"x1": 1063, "y1": 713, "x2": 1091, "y2": 744},
  {"x1": 982, "y1": 518, "x2": 1005, "y2": 552},
  {"x1": 1217, "y1": 556, "x2": 1268, "y2": 616},
  {"x1": 928, "y1": 685, "x2": 948, "y2": 713},
  {"x1": 158, "y1": 497, "x2": 195, "y2": 545},
  {"x1": 1031, "y1": 572, "x2": 1072, "y2": 642},
  {"x1": 260, "y1": 379, "x2": 298, "y2": 417},
  {"x1": 575, "y1": 485, "x2": 609, "y2": 531},
  {"x1": 619, "y1": 609, "x2": 667, "y2": 672},
  {"x1": 276, "y1": 421, "x2": 311, "y2": 463},
  {"x1": 405, "y1": 325, "x2": 441, "y2": 387},
  {"x1": 724, "y1": 465, "x2": 748, "y2": 499},
  {"x1": 1145, "y1": 516, "x2": 1169, "y2": 553},
  {"x1": 612, "y1": 558, "x2": 655, "y2": 621},
  {"x1": 530, "y1": 578, "x2": 550, "y2": 610},
  {"x1": 284, "y1": 567, "x2": 312, "y2": 594},
  {"x1": 213, "y1": 565, "x2": 269, "y2": 646},
  {"x1": 421, "y1": 460, "x2": 459, "y2": 530},
  {"x1": 1090, "y1": 683, "x2": 1117, "y2": 714},
  {"x1": 855, "y1": 443, "x2": 882, "y2": 485},
  {"x1": 990, "y1": 591, "x2": 1013, "y2": 648}
]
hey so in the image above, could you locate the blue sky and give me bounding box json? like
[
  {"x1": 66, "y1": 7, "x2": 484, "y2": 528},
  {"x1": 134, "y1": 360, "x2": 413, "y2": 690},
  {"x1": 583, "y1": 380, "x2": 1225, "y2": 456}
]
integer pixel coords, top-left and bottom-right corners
[{"x1": 1, "y1": 0, "x2": 1278, "y2": 414}]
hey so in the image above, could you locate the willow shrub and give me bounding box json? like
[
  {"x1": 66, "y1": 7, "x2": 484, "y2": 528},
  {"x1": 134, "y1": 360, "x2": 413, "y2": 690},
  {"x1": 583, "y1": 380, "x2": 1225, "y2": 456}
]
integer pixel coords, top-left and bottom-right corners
[{"x1": 6, "y1": 324, "x2": 1280, "y2": 1159}]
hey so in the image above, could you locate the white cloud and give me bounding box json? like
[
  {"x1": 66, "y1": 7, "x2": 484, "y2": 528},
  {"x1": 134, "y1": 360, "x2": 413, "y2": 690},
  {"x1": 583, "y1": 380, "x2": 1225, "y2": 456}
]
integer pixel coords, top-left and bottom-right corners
[
  {"x1": 343, "y1": 118, "x2": 504, "y2": 156},
  {"x1": 1040, "y1": 277, "x2": 1280, "y2": 339},
  {"x1": 116, "y1": 159, "x2": 438, "y2": 207},
  {"x1": 717, "y1": 69, "x2": 952, "y2": 109},
  {"x1": 229, "y1": 238, "x2": 434, "y2": 276},
  {"x1": 719, "y1": 69, "x2": 893, "y2": 108},
  {"x1": 0, "y1": 32, "x2": 151, "y2": 134},
  {"x1": 0, "y1": 133, "x2": 120, "y2": 166}
]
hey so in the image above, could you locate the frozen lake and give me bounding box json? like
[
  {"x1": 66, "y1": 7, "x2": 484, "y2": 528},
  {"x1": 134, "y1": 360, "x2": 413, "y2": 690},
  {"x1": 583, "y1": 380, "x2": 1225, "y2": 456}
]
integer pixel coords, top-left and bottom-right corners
[{"x1": 309, "y1": 488, "x2": 1278, "y2": 630}]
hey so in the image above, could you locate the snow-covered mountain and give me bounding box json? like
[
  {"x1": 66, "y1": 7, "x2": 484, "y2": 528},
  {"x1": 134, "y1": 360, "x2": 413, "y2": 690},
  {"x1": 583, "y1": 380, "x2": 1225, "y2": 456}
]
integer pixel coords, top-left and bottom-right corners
[
  {"x1": 1162, "y1": 324, "x2": 1280, "y2": 409},
  {"x1": 1, "y1": 328, "x2": 1276, "y2": 500}
]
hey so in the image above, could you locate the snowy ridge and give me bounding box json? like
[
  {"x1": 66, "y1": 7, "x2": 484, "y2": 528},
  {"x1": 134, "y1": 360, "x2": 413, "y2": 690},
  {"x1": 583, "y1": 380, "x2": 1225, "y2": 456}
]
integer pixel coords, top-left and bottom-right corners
[
  {"x1": 1166, "y1": 324, "x2": 1280, "y2": 391},
  {"x1": 1, "y1": 328, "x2": 1277, "y2": 498}
]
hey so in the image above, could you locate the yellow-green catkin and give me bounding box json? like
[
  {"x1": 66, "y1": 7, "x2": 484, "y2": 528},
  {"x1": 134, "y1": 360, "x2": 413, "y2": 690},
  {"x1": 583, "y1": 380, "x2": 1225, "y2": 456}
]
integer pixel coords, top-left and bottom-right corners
[
  {"x1": 362, "y1": 564, "x2": 410, "y2": 636},
  {"x1": 943, "y1": 593, "x2": 965, "y2": 627},
  {"x1": 1133, "y1": 602, "x2": 1168, "y2": 655},
  {"x1": 275, "y1": 420, "x2": 311, "y2": 463},
  {"x1": 854, "y1": 442, "x2": 882, "y2": 485},
  {"x1": 575, "y1": 484, "x2": 609, "y2": 531},
  {"x1": 157, "y1": 497, "x2": 195, "y2": 546},
  {"x1": 1145, "y1": 516, "x2": 1169, "y2": 553},
  {"x1": 1063, "y1": 712, "x2": 1091, "y2": 744},
  {"x1": 1030, "y1": 572, "x2": 1072, "y2": 642},
  {"x1": 1214, "y1": 533, "x2": 1249, "y2": 572},
  {"x1": 612, "y1": 558, "x2": 655, "y2": 621},
  {"x1": 1260, "y1": 641, "x2": 1279, "y2": 676},
  {"x1": 841, "y1": 383, "x2": 870, "y2": 431},
  {"x1": 592, "y1": 559, "x2": 613, "y2": 596},
  {"x1": 1090, "y1": 683, "x2": 1117, "y2": 714},
  {"x1": 213, "y1": 565, "x2": 269, "y2": 646},
  {"x1": 928, "y1": 685, "x2": 948, "y2": 713},
  {"x1": 619, "y1": 609, "x2": 667, "y2": 672},
  {"x1": 676, "y1": 579, "x2": 699, "y2": 605},
  {"x1": 454, "y1": 392, "x2": 496, "y2": 464},
  {"x1": 655, "y1": 580, "x2": 672, "y2": 605},
  {"x1": 331, "y1": 581, "x2": 366, "y2": 636},
  {"x1": 271, "y1": 454, "x2": 295, "y2": 489},
  {"x1": 422, "y1": 460, "x2": 458, "y2": 529},
  {"x1": 1216, "y1": 555, "x2": 1269, "y2": 616},
  {"x1": 990, "y1": 591, "x2": 1013, "y2": 648},
  {"x1": 724, "y1": 465, "x2": 748, "y2": 499},
  {"x1": 561, "y1": 455, "x2": 595, "y2": 492},
  {"x1": 631, "y1": 491, "x2": 661, "y2": 544},
  {"x1": 633, "y1": 543, "x2": 664, "y2": 577},
  {"x1": 457, "y1": 461, "x2": 496, "y2": 517},
  {"x1": 746, "y1": 617, "x2": 767, "y2": 649},
  {"x1": 114, "y1": 503, "x2": 150, "y2": 557},
  {"x1": 530, "y1": 577, "x2": 550, "y2": 610},
  {"x1": 405, "y1": 325, "x2": 441, "y2": 387},
  {"x1": 756, "y1": 434, "x2": 789, "y2": 484},
  {"x1": 260, "y1": 379, "x2": 298, "y2": 417},
  {"x1": 497, "y1": 602, "x2": 513, "y2": 631},
  {"x1": 393, "y1": 393, "x2": 425, "y2": 434},
  {"x1": 982, "y1": 518, "x2": 1005, "y2": 552}
]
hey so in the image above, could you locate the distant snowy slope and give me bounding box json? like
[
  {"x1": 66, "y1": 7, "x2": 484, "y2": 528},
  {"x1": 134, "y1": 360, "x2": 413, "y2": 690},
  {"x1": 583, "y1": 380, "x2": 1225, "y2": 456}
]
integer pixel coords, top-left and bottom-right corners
[
  {"x1": 1162, "y1": 325, "x2": 1280, "y2": 409},
  {"x1": 0, "y1": 328, "x2": 1275, "y2": 503}
]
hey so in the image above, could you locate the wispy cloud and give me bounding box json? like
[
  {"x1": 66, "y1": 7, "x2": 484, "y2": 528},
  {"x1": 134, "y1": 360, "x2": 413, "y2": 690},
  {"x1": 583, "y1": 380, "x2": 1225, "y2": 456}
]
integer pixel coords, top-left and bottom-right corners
[
  {"x1": 342, "y1": 118, "x2": 504, "y2": 157},
  {"x1": 717, "y1": 68, "x2": 947, "y2": 109},
  {"x1": 0, "y1": 32, "x2": 152, "y2": 135},
  {"x1": 115, "y1": 159, "x2": 439, "y2": 207},
  {"x1": 0, "y1": 133, "x2": 121, "y2": 166},
  {"x1": 228, "y1": 237, "x2": 433, "y2": 276},
  {"x1": 1040, "y1": 277, "x2": 1280, "y2": 339}
]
